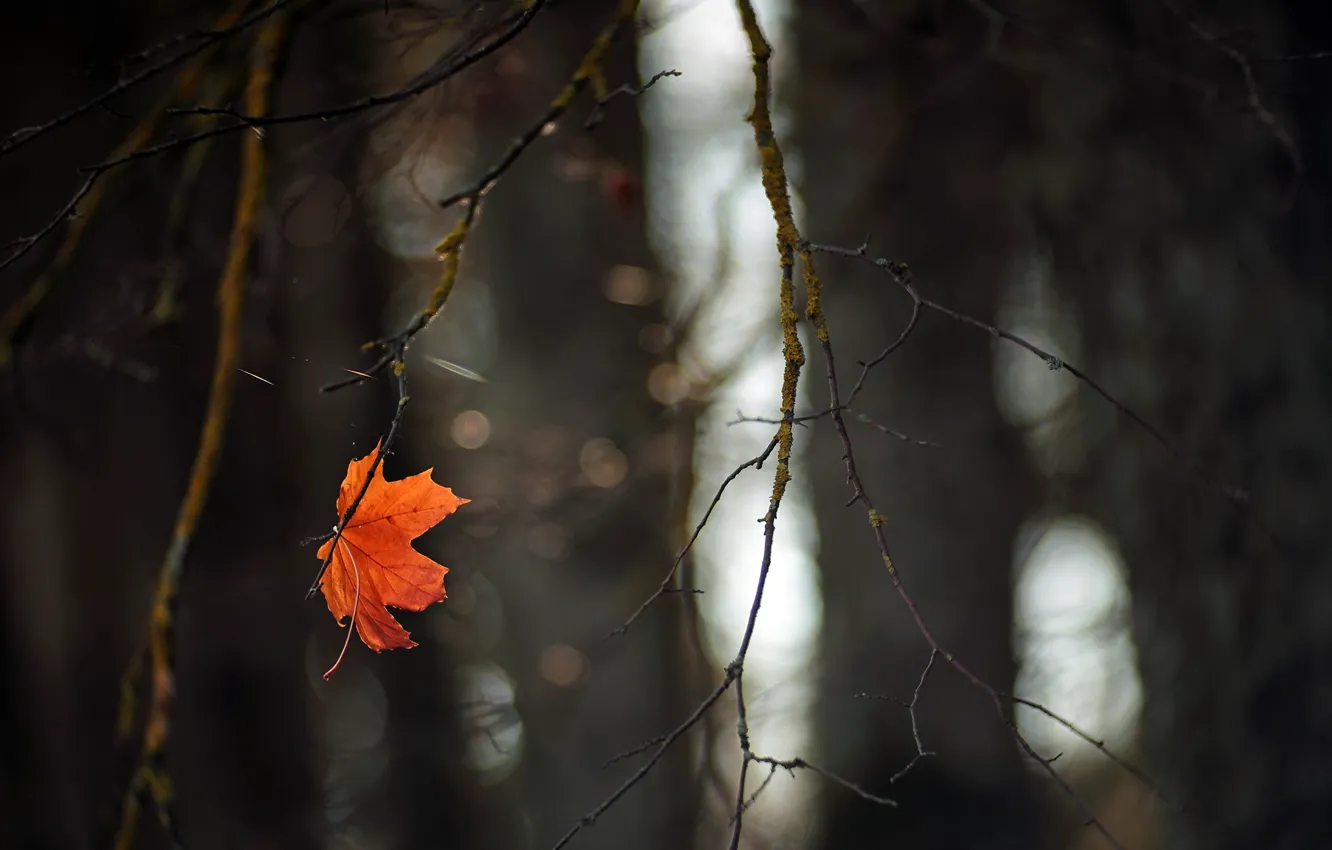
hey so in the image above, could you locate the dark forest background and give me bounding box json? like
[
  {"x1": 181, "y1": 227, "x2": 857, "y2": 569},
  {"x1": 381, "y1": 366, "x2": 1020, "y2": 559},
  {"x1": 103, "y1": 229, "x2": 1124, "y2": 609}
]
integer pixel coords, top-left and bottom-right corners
[{"x1": 2, "y1": 1, "x2": 1331, "y2": 849}]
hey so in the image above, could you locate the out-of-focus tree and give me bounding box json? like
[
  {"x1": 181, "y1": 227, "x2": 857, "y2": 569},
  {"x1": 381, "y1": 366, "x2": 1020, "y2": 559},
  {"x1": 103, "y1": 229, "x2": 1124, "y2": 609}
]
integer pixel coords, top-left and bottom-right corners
[
  {"x1": 403, "y1": 1, "x2": 701, "y2": 847},
  {"x1": 791, "y1": 1, "x2": 1332, "y2": 846},
  {"x1": 793, "y1": 3, "x2": 1046, "y2": 848},
  {"x1": 0, "y1": 3, "x2": 396, "y2": 848},
  {"x1": 1007, "y1": 2, "x2": 1332, "y2": 848}
]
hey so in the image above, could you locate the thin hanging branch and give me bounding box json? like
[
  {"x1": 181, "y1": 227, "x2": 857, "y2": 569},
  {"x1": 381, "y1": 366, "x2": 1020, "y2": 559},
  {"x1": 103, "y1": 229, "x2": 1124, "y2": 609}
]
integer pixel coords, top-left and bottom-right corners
[{"x1": 112, "y1": 14, "x2": 286, "y2": 850}]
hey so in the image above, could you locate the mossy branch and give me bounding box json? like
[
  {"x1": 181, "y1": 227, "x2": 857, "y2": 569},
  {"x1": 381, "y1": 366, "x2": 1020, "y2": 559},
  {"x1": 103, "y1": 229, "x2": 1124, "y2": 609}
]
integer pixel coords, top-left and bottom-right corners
[{"x1": 734, "y1": 0, "x2": 806, "y2": 516}]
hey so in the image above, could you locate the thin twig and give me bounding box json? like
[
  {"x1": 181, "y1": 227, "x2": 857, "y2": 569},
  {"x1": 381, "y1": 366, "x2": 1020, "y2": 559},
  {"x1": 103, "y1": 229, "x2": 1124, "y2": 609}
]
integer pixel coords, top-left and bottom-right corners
[
  {"x1": 855, "y1": 648, "x2": 939, "y2": 783},
  {"x1": 610, "y1": 437, "x2": 777, "y2": 638},
  {"x1": 730, "y1": 408, "x2": 941, "y2": 448},
  {"x1": 752, "y1": 756, "x2": 898, "y2": 807},
  {"x1": 549, "y1": 673, "x2": 737, "y2": 850},
  {"x1": 731, "y1": 761, "x2": 779, "y2": 821},
  {"x1": 0, "y1": 0, "x2": 291, "y2": 160},
  {"x1": 804, "y1": 239, "x2": 1254, "y2": 510},
  {"x1": 1006, "y1": 694, "x2": 1178, "y2": 811},
  {"x1": 1163, "y1": 0, "x2": 1303, "y2": 205},
  {"x1": 584, "y1": 68, "x2": 681, "y2": 129}
]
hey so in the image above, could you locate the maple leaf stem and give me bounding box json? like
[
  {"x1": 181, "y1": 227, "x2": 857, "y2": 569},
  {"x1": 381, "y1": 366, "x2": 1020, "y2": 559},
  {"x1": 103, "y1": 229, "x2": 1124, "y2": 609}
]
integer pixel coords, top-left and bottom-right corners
[
  {"x1": 304, "y1": 345, "x2": 409, "y2": 600},
  {"x1": 323, "y1": 537, "x2": 361, "y2": 680}
]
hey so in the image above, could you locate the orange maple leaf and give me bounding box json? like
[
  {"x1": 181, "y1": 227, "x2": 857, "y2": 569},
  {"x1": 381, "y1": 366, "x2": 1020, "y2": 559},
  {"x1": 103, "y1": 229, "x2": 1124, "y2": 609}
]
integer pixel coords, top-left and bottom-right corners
[{"x1": 318, "y1": 441, "x2": 468, "y2": 678}]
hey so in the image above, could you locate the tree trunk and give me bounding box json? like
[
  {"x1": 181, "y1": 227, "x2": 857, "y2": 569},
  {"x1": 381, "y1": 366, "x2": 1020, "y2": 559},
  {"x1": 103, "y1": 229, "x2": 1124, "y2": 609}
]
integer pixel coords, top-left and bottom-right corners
[
  {"x1": 795, "y1": 3, "x2": 1045, "y2": 848},
  {"x1": 1017, "y1": 3, "x2": 1332, "y2": 848},
  {"x1": 433, "y1": 2, "x2": 701, "y2": 848}
]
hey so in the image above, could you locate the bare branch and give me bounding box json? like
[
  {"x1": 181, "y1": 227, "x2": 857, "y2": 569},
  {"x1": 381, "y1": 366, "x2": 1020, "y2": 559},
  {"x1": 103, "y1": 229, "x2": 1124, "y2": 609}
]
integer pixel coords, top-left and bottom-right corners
[{"x1": 804, "y1": 239, "x2": 1257, "y2": 512}]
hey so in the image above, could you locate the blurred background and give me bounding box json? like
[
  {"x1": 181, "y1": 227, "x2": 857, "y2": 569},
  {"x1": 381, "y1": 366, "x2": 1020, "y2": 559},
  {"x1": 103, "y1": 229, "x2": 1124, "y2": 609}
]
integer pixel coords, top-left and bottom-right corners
[{"x1": 2, "y1": 1, "x2": 1331, "y2": 849}]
